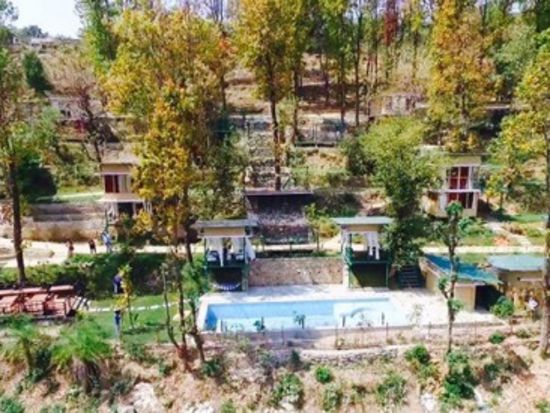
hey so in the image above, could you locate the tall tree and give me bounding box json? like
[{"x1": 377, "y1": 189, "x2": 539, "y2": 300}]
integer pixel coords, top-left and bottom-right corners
[
  {"x1": 320, "y1": 0, "x2": 353, "y2": 124},
  {"x1": 496, "y1": 29, "x2": 550, "y2": 354},
  {"x1": 350, "y1": 0, "x2": 367, "y2": 126},
  {"x1": 0, "y1": 48, "x2": 57, "y2": 286},
  {"x1": 427, "y1": 0, "x2": 493, "y2": 152},
  {"x1": 435, "y1": 202, "x2": 469, "y2": 353},
  {"x1": 22, "y1": 51, "x2": 52, "y2": 95},
  {"x1": 360, "y1": 117, "x2": 439, "y2": 266},
  {"x1": 235, "y1": 0, "x2": 302, "y2": 190}
]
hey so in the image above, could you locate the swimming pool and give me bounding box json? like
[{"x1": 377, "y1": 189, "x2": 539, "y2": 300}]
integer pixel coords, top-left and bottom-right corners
[{"x1": 203, "y1": 297, "x2": 406, "y2": 332}]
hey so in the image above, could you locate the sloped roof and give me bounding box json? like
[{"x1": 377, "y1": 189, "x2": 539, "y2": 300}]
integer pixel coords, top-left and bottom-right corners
[
  {"x1": 332, "y1": 216, "x2": 393, "y2": 226},
  {"x1": 488, "y1": 255, "x2": 544, "y2": 273},
  {"x1": 426, "y1": 254, "x2": 501, "y2": 285}
]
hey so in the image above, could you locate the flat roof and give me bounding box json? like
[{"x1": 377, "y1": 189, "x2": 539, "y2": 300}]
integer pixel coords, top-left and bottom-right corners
[
  {"x1": 488, "y1": 255, "x2": 544, "y2": 272},
  {"x1": 194, "y1": 219, "x2": 258, "y2": 229},
  {"x1": 244, "y1": 189, "x2": 313, "y2": 197},
  {"x1": 426, "y1": 254, "x2": 501, "y2": 285},
  {"x1": 332, "y1": 216, "x2": 393, "y2": 226}
]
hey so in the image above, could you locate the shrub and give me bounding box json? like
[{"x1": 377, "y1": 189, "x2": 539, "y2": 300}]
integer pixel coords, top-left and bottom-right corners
[
  {"x1": 123, "y1": 341, "x2": 154, "y2": 364},
  {"x1": 515, "y1": 328, "x2": 531, "y2": 339},
  {"x1": 289, "y1": 350, "x2": 302, "y2": 371},
  {"x1": 0, "y1": 396, "x2": 25, "y2": 413},
  {"x1": 405, "y1": 344, "x2": 431, "y2": 367},
  {"x1": 536, "y1": 399, "x2": 550, "y2": 413},
  {"x1": 491, "y1": 297, "x2": 515, "y2": 320},
  {"x1": 440, "y1": 351, "x2": 477, "y2": 409},
  {"x1": 321, "y1": 383, "x2": 343, "y2": 412},
  {"x1": 270, "y1": 373, "x2": 304, "y2": 408},
  {"x1": 489, "y1": 332, "x2": 506, "y2": 344},
  {"x1": 201, "y1": 356, "x2": 225, "y2": 379},
  {"x1": 315, "y1": 365, "x2": 334, "y2": 384},
  {"x1": 375, "y1": 371, "x2": 407, "y2": 409},
  {"x1": 220, "y1": 400, "x2": 237, "y2": 413}
]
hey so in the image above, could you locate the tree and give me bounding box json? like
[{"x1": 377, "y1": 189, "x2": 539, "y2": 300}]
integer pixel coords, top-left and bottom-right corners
[
  {"x1": 0, "y1": 49, "x2": 58, "y2": 286},
  {"x1": 1, "y1": 315, "x2": 43, "y2": 375},
  {"x1": 320, "y1": 0, "x2": 352, "y2": 124},
  {"x1": 434, "y1": 202, "x2": 470, "y2": 353},
  {"x1": 305, "y1": 203, "x2": 327, "y2": 252},
  {"x1": 116, "y1": 263, "x2": 136, "y2": 331},
  {"x1": 402, "y1": 0, "x2": 426, "y2": 87},
  {"x1": 0, "y1": 0, "x2": 16, "y2": 46},
  {"x1": 182, "y1": 258, "x2": 209, "y2": 364},
  {"x1": 360, "y1": 117, "x2": 439, "y2": 267},
  {"x1": 350, "y1": 0, "x2": 367, "y2": 126},
  {"x1": 235, "y1": 0, "x2": 302, "y2": 190},
  {"x1": 427, "y1": 0, "x2": 493, "y2": 152},
  {"x1": 495, "y1": 29, "x2": 550, "y2": 354},
  {"x1": 52, "y1": 318, "x2": 112, "y2": 393},
  {"x1": 17, "y1": 25, "x2": 48, "y2": 39},
  {"x1": 22, "y1": 51, "x2": 52, "y2": 95}
]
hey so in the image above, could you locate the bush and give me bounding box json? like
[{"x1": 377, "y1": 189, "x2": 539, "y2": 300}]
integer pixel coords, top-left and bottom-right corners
[
  {"x1": 220, "y1": 400, "x2": 237, "y2": 413},
  {"x1": 315, "y1": 365, "x2": 334, "y2": 384},
  {"x1": 321, "y1": 383, "x2": 343, "y2": 412},
  {"x1": 489, "y1": 332, "x2": 506, "y2": 344},
  {"x1": 405, "y1": 344, "x2": 431, "y2": 367},
  {"x1": 201, "y1": 356, "x2": 225, "y2": 379},
  {"x1": 440, "y1": 351, "x2": 477, "y2": 409},
  {"x1": 0, "y1": 396, "x2": 25, "y2": 413},
  {"x1": 491, "y1": 297, "x2": 515, "y2": 320},
  {"x1": 270, "y1": 373, "x2": 304, "y2": 408},
  {"x1": 375, "y1": 371, "x2": 407, "y2": 409},
  {"x1": 515, "y1": 328, "x2": 531, "y2": 339},
  {"x1": 536, "y1": 399, "x2": 550, "y2": 413},
  {"x1": 123, "y1": 341, "x2": 154, "y2": 364},
  {"x1": 0, "y1": 253, "x2": 166, "y2": 299}
]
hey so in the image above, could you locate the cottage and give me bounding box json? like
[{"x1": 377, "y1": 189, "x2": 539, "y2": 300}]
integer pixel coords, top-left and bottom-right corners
[
  {"x1": 423, "y1": 151, "x2": 482, "y2": 217},
  {"x1": 99, "y1": 148, "x2": 146, "y2": 220},
  {"x1": 488, "y1": 255, "x2": 544, "y2": 313},
  {"x1": 194, "y1": 219, "x2": 257, "y2": 292},
  {"x1": 420, "y1": 255, "x2": 501, "y2": 310},
  {"x1": 332, "y1": 216, "x2": 393, "y2": 288}
]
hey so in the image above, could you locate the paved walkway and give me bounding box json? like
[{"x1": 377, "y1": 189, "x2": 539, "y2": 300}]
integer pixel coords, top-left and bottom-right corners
[{"x1": 0, "y1": 236, "x2": 545, "y2": 269}]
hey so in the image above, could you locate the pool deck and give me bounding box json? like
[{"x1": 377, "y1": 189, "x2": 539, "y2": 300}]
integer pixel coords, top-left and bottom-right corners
[{"x1": 198, "y1": 285, "x2": 500, "y2": 332}]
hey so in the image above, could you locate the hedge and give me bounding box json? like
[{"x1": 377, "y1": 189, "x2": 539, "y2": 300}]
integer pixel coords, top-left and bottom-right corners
[{"x1": 0, "y1": 252, "x2": 167, "y2": 299}]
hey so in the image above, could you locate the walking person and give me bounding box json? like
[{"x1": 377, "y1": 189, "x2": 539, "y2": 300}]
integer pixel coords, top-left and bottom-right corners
[
  {"x1": 66, "y1": 240, "x2": 75, "y2": 260},
  {"x1": 88, "y1": 239, "x2": 97, "y2": 255},
  {"x1": 102, "y1": 231, "x2": 113, "y2": 253}
]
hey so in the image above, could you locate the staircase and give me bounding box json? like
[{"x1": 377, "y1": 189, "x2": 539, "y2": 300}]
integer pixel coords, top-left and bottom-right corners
[{"x1": 397, "y1": 265, "x2": 424, "y2": 288}]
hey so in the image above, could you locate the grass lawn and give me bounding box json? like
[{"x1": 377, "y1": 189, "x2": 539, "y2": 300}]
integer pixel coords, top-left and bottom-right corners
[{"x1": 87, "y1": 293, "x2": 181, "y2": 344}]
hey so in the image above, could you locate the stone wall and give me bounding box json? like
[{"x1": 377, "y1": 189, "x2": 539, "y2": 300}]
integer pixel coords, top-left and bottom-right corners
[{"x1": 249, "y1": 257, "x2": 343, "y2": 286}]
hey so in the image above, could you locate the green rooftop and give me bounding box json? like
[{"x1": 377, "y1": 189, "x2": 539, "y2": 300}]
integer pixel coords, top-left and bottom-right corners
[{"x1": 488, "y1": 255, "x2": 544, "y2": 272}]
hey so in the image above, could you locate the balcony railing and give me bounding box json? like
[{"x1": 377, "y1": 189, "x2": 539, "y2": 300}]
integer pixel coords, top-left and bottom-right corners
[{"x1": 344, "y1": 247, "x2": 391, "y2": 266}]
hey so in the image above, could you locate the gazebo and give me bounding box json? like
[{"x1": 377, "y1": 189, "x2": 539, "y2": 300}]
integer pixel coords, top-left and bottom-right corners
[
  {"x1": 332, "y1": 216, "x2": 393, "y2": 288},
  {"x1": 194, "y1": 219, "x2": 257, "y2": 292}
]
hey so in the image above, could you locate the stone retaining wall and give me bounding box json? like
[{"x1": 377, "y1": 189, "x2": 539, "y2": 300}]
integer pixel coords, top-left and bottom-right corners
[{"x1": 249, "y1": 257, "x2": 342, "y2": 286}]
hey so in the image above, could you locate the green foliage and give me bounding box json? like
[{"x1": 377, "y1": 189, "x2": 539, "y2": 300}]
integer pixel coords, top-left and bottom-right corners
[
  {"x1": 51, "y1": 317, "x2": 112, "y2": 391},
  {"x1": 342, "y1": 137, "x2": 373, "y2": 176},
  {"x1": 270, "y1": 373, "x2": 304, "y2": 408},
  {"x1": 220, "y1": 400, "x2": 237, "y2": 413},
  {"x1": 0, "y1": 396, "x2": 25, "y2": 413},
  {"x1": 491, "y1": 297, "x2": 515, "y2": 320},
  {"x1": 314, "y1": 365, "x2": 334, "y2": 384},
  {"x1": 489, "y1": 331, "x2": 506, "y2": 344},
  {"x1": 123, "y1": 341, "x2": 154, "y2": 365},
  {"x1": 405, "y1": 344, "x2": 431, "y2": 367},
  {"x1": 2, "y1": 315, "x2": 44, "y2": 375},
  {"x1": 22, "y1": 51, "x2": 52, "y2": 94},
  {"x1": 0, "y1": 253, "x2": 167, "y2": 299},
  {"x1": 200, "y1": 356, "x2": 225, "y2": 379},
  {"x1": 440, "y1": 351, "x2": 477, "y2": 409},
  {"x1": 375, "y1": 371, "x2": 407, "y2": 409},
  {"x1": 536, "y1": 399, "x2": 550, "y2": 413},
  {"x1": 358, "y1": 117, "x2": 439, "y2": 266},
  {"x1": 321, "y1": 383, "x2": 343, "y2": 412}
]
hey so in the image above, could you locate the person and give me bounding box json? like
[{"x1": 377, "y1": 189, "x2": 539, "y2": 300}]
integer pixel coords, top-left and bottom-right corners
[
  {"x1": 102, "y1": 231, "x2": 113, "y2": 253},
  {"x1": 113, "y1": 272, "x2": 123, "y2": 295},
  {"x1": 114, "y1": 309, "x2": 122, "y2": 338},
  {"x1": 88, "y1": 239, "x2": 97, "y2": 255},
  {"x1": 527, "y1": 295, "x2": 538, "y2": 320},
  {"x1": 66, "y1": 240, "x2": 75, "y2": 259}
]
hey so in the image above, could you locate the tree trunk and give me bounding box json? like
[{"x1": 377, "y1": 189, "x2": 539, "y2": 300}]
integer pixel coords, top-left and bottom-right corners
[
  {"x1": 539, "y1": 135, "x2": 550, "y2": 355},
  {"x1": 269, "y1": 98, "x2": 281, "y2": 191},
  {"x1": 338, "y1": 58, "x2": 346, "y2": 126},
  {"x1": 354, "y1": 60, "x2": 360, "y2": 127},
  {"x1": 190, "y1": 301, "x2": 205, "y2": 363},
  {"x1": 292, "y1": 68, "x2": 300, "y2": 144},
  {"x1": 8, "y1": 160, "x2": 25, "y2": 287}
]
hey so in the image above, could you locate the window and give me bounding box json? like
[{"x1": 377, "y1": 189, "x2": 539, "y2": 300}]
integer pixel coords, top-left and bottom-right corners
[
  {"x1": 104, "y1": 175, "x2": 119, "y2": 193},
  {"x1": 448, "y1": 191, "x2": 474, "y2": 209},
  {"x1": 447, "y1": 166, "x2": 472, "y2": 190}
]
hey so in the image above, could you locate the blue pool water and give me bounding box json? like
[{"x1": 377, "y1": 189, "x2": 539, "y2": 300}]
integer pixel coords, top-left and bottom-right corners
[{"x1": 204, "y1": 298, "x2": 406, "y2": 332}]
